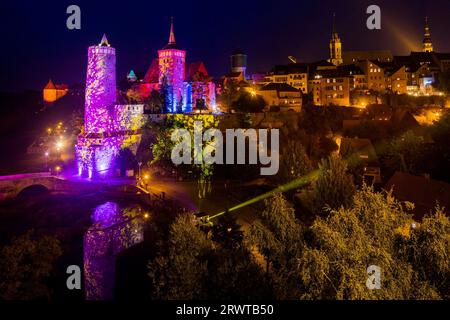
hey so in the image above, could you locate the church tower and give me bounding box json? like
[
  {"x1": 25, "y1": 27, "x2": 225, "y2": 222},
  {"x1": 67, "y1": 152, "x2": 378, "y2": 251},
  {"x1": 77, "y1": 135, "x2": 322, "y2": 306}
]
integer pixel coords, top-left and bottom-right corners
[
  {"x1": 84, "y1": 34, "x2": 117, "y2": 133},
  {"x1": 329, "y1": 13, "x2": 343, "y2": 66},
  {"x1": 423, "y1": 17, "x2": 434, "y2": 53},
  {"x1": 158, "y1": 17, "x2": 186, "y2": 112}
]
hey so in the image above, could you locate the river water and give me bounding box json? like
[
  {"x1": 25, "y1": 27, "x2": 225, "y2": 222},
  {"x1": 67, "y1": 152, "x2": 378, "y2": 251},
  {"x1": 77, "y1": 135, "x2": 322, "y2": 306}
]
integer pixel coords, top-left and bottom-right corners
[{"x1": 0, "y1": 190, "x2": 150, "y2": 300}]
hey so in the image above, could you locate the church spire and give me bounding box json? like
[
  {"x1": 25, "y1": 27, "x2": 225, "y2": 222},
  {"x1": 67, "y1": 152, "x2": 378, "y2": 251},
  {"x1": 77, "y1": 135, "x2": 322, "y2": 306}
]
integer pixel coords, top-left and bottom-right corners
[
  {"x1": 332, "y1": 12, "x2": 337, "y2": 36},
  {"x1": 329, "y1": 13, "x2": 343, "y2": 66},
  {"x1": 168, "y1": 17, "x2": 176, "y2": 45},
  {"x1": 423, "y1": 16, "x2": 434, "y2": 52}
]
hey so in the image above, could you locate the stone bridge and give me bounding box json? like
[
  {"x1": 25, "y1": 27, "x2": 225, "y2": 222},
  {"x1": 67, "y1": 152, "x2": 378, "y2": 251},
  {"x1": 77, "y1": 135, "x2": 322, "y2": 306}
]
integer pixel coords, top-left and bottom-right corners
[{"x1": 0, "y1": 173, "x2": 107, "y2": 200}]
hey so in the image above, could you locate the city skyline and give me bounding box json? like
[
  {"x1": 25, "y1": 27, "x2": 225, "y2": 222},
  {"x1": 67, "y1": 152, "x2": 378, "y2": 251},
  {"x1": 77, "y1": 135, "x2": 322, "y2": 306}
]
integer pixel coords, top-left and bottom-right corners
[{"x1": 2, "y1": 0, "x2": 450, "y2": 92}]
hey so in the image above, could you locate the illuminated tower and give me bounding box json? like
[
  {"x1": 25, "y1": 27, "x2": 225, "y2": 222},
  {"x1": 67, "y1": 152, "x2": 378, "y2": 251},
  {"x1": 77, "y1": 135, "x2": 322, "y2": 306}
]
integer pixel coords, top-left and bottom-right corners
[
  {"x1": 423, "y1": 17, "x2": 434, "y2": 53},
  {"x1": 158, "y1": 17, "x2": 186, "y2": 112},
  {"x1": 329, "y1": 13, "x2": 343, "y2": 66},
  {"x1": 84, "y1": 34, "x2": 117, "y2": 133},
  {"x1": 77, "y1": 35, "x2": 120, "y2": 179}
]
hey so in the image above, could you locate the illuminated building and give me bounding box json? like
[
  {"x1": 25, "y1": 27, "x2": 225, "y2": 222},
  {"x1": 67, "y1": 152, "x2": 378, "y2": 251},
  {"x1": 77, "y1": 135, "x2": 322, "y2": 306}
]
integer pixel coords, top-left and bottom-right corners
[
  {"x1": 137, "y1": 18, "x2": 216, "y2": 112},
  {"x1": 342, "y1": 51, "x2": 393, "y2": 65},
  {"x1": 357, "y1": 60, "x2": 386, "y2": 92},
  {"x1": 266, "y1": 64, "x2": 309, "y2": 94},
  {"x1": 312, "y1": 69, "x2": 350, "y2": 106},
  {"x1": 257, "y1": 83, "x2": 302, "y2": 112},
  {"x1": 328, "y1": 13, "x2": 343, "y2": 66},
  {"x1": 76, "y1": 35, "x2": 143, "y2": 178},
  {"x1": 43, "y1": 79, "x2": 68, "y2": 103},
  {"x1": 423, "y1": 17, "x2": 434, "y2": 53},
  {"x1": 384, "y1": 65, "x2": 407, "y2": 94},
  {"x1": 158, "y1": 17, "x2": 186, "y2": 112}
]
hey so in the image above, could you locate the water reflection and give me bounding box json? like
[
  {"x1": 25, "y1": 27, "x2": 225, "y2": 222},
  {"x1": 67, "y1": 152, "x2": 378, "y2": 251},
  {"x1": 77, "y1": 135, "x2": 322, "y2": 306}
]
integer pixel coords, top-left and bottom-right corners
[{"x1": 84, "y1": 202, "x2": 145, "y2": 300}]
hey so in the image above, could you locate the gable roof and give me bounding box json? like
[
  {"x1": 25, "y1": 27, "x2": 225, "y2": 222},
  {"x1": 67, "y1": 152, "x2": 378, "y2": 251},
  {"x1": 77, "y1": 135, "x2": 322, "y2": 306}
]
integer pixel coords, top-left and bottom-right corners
[
  {"x1": 385, "y1": 171, "x2": 450, "y2": 220},
  {"x1": 143, "y1": 59, "x2": 159, "y2": 83},
  {"x1": 187, "y1": 62, "x2": 209, "y2": 81},
  {"x1": 259, "y1": 83, "x2": 299, "y2": 92}
]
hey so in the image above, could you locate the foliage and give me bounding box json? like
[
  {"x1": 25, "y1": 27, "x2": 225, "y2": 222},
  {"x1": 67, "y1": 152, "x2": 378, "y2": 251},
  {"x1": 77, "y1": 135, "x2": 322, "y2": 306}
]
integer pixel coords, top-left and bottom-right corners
[
  {"x1": 148, "y1": 212, "x2": 269, "y2": 299},
  {"x1": 148, "y1": 213, "x2": 213, "y2": 299},
  {"x1": 247, "y1": 193, "x2": 304, "y2": 299},
  {"x1": 115, "y1": 147, "x2": 137, "y2": 173},
  {"x1": 381, "y1": 130, "x2": 426, "y2": 176},
  {"x1": 276, "y1": 140, "x2": 313, "y2": 185},
  {"x1": 219, "y1": 80, "x2": 239, "y2": 112},
  {"x1": 297, "y1": 186, "x2": 442, "y2": 299},
  {"x1": 313, "y1": 155, "x2": 356, "y2": 213},
  {"x1": 232, "y1": 92, "x2": 266, "y2": 113},
  {"x1": 0, "y1": 230, "x2": 62, "y2": 300}
]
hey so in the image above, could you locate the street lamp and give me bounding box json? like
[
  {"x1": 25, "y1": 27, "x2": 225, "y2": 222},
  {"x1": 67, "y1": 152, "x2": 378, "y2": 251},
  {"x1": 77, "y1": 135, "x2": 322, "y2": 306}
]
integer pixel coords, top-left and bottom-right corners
[
  {"x1": 55, "y1": 166, "x2": 61, "y2": 176},
  {"x1": 44, "y1": 151, "x2": 49, "y2": 172},
  {"x1": 138, "y1": 161, "x2": 142, "y2": 183},
  {"x1": 143, "y1": 174, "x2": 149, "y2": 190}
]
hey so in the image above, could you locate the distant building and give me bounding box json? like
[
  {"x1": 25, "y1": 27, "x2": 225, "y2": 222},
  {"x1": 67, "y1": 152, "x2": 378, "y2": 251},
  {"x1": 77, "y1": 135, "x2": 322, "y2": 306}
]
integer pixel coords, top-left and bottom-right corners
[
  {"x1": 43, "y1": 79, "x2": 68, "y2": 103},
  {"x1": 266, "y1": 63, "x2": 309, "y2": 94},
  {"x1": 257, "y1": 83, "x2": 302, "y2": 112},
  {"x1": 343, "y1": 50, "x2": 393, "y2": 65},
  {"x1": 357, "y1": 60, "x2": 386, "y2": 92},
  {"x1": 382, "y1": 63, "x2": 408, "y2": 94},
  {"x1": 312, "y1": 69, "x2": 350, "y2": 106}
]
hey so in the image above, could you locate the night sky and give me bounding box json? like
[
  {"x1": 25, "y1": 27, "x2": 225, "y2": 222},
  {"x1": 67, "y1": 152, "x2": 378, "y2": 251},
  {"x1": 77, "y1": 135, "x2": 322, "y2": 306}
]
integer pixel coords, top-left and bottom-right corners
[{"x1": 1, "y1": 0, "x2": 450, "y2": 92}]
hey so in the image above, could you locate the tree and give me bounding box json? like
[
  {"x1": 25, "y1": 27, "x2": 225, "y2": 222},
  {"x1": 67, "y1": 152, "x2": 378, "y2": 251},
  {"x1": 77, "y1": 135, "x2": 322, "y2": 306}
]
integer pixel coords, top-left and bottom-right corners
[
  {"x1": 0, "y1": 230, "x2": 62, "y2": 300},
  {"x1": 145, "y1": 90, "x2": 163, "y2": 113},
  {"x1": 313, "y1": 155, "x2": 356, "y2": 213},
  {"x1": 276, "y1": 140, "x2": 313, "y2": 185},
  {"x1": 148, "y1": 213, "x2": 213, "y2": 299},
  {"x1": 409, "y1": 208, "x2": 450, "y2": 298},
  {"x1": 220, "y1": 80, "x2": 239, "y2": 112},
  {"x1": 232, "y1": 92, "x2": 266, "y2": 113},
  {"x1": 382, "y1": 130, "x2": 426, "y2": 176},
  {"x1": 115, "y1": 147, "x2": 137, "y2": 175},
  {"x1": 247, "y1": 193, "x2": 304, "y2": 299},
  {"x1": 297, "y1": 185, "x2": 441, "y2": 299}
]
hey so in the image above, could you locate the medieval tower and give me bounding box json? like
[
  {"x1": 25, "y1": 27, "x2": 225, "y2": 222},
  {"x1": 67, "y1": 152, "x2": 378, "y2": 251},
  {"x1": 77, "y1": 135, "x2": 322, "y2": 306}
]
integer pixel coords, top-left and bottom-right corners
[
  {"x1": 84, "y1": 34, "x2": 117, "y2": 133},
  {"x1": 158, "y1": 17, "x2": 186, "y2": 112},
  {"x1": 329, "y1": 13, "x2": 343, "y2": 66},
  {"x1": 423, "y1": 17, "x2": 434, "y2": 53}
]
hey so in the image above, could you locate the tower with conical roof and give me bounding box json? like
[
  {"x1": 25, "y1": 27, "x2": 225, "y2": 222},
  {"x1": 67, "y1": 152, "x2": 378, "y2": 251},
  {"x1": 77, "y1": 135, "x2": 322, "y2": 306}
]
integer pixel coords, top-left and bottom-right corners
[
  {"x1": 84, "y1": 34, "x2": 116, "y2": 133},
  {"x1": 423, "y1": 17, "x2": 434, "y2": 52},
  {"x1": 329, "y1": 13, "x2": 343, "y2": 66},
  {"x1": 158, "y1": 17, "x2": 186, "y2": 112},
  {"x1": 77, "y1": 34, "x2": 118, "y2": 178}
]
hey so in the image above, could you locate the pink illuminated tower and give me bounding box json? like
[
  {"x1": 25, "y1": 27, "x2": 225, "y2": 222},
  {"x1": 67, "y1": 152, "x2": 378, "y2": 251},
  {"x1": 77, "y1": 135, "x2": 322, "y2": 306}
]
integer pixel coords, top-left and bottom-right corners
[
  {"x1": 158, "y1": 17, "x2": 186, "y2": 112},
  {"x1": 84, "y1": 34, "x2": 117, "y2": 133},
  {"x1": 76, "y1": 35, "x2": 120, "y2": 178}
]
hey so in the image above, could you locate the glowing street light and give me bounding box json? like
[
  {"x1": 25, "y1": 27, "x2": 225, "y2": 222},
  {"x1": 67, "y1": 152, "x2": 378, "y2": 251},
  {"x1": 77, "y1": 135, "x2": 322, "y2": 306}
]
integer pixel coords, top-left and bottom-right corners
[
  {"x1": 55, "y1": 166, "x2": 61, "y2": 176},
  {"x1": 55, "y1": 139, "x2": 64, "y2": 151},
  {"x1": 44, "y1": 151, "x2": 49, "y2": 171}
]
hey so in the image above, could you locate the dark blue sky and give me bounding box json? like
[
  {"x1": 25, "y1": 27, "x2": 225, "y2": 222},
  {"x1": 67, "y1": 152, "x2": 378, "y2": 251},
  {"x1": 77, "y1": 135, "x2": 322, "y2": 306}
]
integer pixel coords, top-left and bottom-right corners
[{"x1": 1, "y1": 0, "x2": 450, "y2": 92}]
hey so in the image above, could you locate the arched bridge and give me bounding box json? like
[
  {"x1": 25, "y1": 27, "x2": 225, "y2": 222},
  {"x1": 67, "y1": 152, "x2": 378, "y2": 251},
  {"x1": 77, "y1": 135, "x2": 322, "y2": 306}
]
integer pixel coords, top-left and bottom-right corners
[{"x1": 0, "y1": 173, "x2": 106, "y2": 200}]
